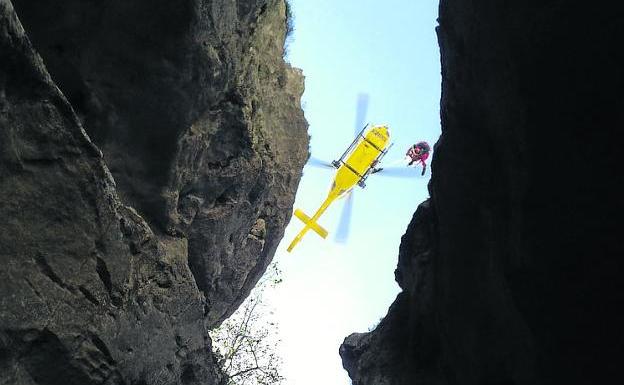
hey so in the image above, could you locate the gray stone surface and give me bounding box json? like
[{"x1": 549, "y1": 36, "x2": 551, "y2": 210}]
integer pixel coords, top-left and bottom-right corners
[
  {"x1": 1, "y1": 0, "x2": 306, "y2": 383},
  {"x1": 11, "y1": 0, "x2": 308, "y2": 327}
]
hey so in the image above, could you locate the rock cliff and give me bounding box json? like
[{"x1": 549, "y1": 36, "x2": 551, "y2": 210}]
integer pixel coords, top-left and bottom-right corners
[
  {"x1": 341, "y1": 1, "x2": 624, "y2": 385},
  {"x1": 0, "y1": 0, "x2": 307, "y2": 384}
]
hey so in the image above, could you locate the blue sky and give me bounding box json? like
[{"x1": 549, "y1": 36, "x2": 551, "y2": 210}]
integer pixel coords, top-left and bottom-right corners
[{"x1": 269, "y1": 1, "x2": 441, "y2": 384}]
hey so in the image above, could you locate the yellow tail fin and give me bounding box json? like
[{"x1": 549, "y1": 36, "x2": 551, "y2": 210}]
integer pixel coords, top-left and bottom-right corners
[{"x1": 293, "y1": 209, "x2": 328, "y2": 238}]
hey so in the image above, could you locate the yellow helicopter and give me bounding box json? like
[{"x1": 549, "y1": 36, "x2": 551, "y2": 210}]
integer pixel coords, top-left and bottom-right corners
[{"x1": 287, "y1": 119, "x2": 392, "y2": 252}]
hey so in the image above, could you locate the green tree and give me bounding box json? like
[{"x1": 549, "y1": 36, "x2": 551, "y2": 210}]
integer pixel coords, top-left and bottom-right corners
[{"x1": 211, "y1": 263, "x2": 284, "y2": 385}]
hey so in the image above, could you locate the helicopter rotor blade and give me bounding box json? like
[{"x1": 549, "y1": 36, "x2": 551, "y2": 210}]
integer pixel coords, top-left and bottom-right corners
[
  {"x1": 335, "y1": 191, "x2": 354, "y2": 243},
  {"x1": 307, "y1": 156, "x2": 335, "y2": 169},
  {"x1": 355, "y1": 93, "x2": 369, "y2": 135},
  {"x1": 374, "y1": 166, "x2": 428, "y2": 178}
]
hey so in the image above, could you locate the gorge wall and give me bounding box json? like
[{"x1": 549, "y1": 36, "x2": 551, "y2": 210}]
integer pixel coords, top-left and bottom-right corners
[
  {"x1": 0, "y1": 0, "x2": 307, "y2": 384},
  {"x1": 341, "y1": 1, "x2": 624, "y2": 385}
]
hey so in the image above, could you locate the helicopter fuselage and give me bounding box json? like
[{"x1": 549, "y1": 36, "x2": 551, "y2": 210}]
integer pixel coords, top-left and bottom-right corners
[{"x1": 287, "y1": 125, "x2": 391, "y2": 252}]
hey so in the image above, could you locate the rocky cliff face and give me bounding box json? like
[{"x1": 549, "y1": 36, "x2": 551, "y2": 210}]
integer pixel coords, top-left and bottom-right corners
[
  {"x1": 0, "y1": 0, "x2": 307, "y2": 383},
  {"x1": 341, "y1": 1, "x2": 624, "y2": 385}
]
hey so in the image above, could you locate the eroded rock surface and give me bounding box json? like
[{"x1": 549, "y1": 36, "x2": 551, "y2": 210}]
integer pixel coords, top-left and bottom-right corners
[
  {"x1": 341, "y1": 1, "x2": 624, "y2": 384},
  {"x1": 1, "y1": 0, "x2": 306, "y2": 383},
  {"x1": 11, "y1": 0, "x2": 308, "y2": 326}
]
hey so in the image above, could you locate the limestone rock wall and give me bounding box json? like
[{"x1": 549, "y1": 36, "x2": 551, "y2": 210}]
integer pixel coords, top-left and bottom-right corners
[
  {"x1": 11, "y1": 0, "x2": 308, "y2": 327},
  {"x1": 0, "y1": 0, "x2": 307, "y2": 384}
]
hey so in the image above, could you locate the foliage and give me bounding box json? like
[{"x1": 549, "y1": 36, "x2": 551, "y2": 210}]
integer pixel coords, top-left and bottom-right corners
[
  {"x1": 285, "y1": 0, "x2": 294, "y2": 40},
  {"x1": 283, "y1": 0, "x2": 294, "y2": 58},
  {"x1": 211, "y1": 263, "x2": 284, "y2": 385}
]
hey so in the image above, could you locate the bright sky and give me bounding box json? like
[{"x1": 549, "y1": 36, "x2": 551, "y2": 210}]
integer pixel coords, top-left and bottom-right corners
[{"x1": 268, "y1": 1, "x2": 441, "y2": 384}]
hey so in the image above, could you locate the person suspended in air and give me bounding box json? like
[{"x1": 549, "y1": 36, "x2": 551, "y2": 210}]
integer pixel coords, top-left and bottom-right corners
[{"x1": 406, "y1": 141, "x2": 430, "y2": 175}]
